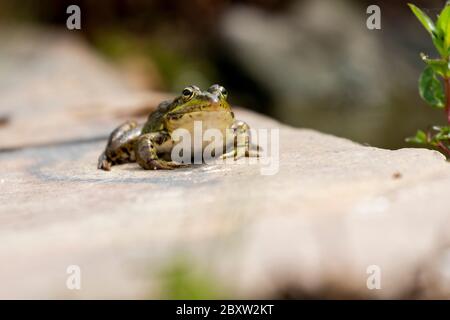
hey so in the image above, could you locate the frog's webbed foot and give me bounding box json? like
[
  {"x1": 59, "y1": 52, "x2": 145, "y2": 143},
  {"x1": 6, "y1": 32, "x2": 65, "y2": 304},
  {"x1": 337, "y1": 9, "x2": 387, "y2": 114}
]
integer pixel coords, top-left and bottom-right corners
[
  {"x1": 98, "y1": 120, "x2": 142, "y2": 171},
  {"x1": 221, "y1": 120, "x2": 261, "y2": 160},
  {"x1": 98, "y1": 151, "x2": 112, "y2": 171},
  {"x1": 135, "y1": 132, "x2": 188, "y2": 170}
]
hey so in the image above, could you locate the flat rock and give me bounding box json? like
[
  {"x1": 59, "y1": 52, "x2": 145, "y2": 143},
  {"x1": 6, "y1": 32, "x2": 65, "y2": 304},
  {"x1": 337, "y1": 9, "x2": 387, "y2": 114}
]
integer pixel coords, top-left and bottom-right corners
[
  {"x1": 1, "y1": 28, "x2": 450, "y2": 299},
  {"x1": 2, "y1": 111, "x2": 450, "y2": 299}
]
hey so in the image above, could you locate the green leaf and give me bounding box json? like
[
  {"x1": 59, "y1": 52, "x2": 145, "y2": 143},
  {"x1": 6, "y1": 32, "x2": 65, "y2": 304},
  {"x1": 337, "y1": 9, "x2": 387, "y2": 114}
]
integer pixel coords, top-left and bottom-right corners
[
  {"x1": 406, "y1": 130, "x2": 428, "y2": 144},
  {"x1": 432, "y1": 125, "x2": 450, "y2": 132},
  {"x1": 432, "y1": 34, "x2": 447, "y2": 57},
  {"x1": 437, "y1": 4, "x2": 450, "y2": 51},
  {"x1": 409, "y1": 4, "x2": 447, "y2": 56},
  {"x1": 408, "y1": 3, "x2": 437, "y2": 36},
  {"x1": 420, "y1": 53, "x2": 449, "y2": 77},
  {"x1": 419, "y1": 66, "x2": 445, "y2": 108},
  {"x1": 433, "y1": 126, "x2": 450, "y2": 141}
]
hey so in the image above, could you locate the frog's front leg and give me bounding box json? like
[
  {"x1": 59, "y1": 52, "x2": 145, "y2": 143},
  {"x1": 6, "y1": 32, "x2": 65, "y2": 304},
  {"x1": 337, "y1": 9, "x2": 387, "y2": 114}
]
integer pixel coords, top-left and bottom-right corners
[
  {"x1": 98, "y1": 120, "x2": 142, "y2": 171},
  {"x1": 135, "y1": 132, "x2": 187, "y2": 170},
  {"x1": 221, "y1": 120, "x2": 260, "y2": 160}
]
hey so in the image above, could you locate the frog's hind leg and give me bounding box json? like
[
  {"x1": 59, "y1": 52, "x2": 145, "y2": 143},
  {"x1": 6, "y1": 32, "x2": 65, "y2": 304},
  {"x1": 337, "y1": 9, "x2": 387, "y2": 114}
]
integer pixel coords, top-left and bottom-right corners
[
  {"x1": 135, "y1": 132, "x2": 188, "y2": 170},
  {"x1": 98, "y1": 120, "x2": 142, "y2": 171}
]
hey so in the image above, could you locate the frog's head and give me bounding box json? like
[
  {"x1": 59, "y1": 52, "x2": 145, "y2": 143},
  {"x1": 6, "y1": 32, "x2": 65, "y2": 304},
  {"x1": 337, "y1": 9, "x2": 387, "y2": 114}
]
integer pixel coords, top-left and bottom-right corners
[
  {"x1": 164, "y1": 84, "x2": 234, "y2": 133},
  {"x1": 166, "y1": 84, "x2": 231, "y2": 118}
]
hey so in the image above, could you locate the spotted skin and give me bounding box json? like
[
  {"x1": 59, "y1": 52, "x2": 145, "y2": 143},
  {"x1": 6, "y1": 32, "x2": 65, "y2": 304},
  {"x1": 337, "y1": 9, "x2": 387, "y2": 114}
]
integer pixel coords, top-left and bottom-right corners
[
  {"x1": 98, "y1": 121, "x2": 142, "y2": 170},
  {"x1": 98, "y1": 85, "x2": 259, "y2": 171}
]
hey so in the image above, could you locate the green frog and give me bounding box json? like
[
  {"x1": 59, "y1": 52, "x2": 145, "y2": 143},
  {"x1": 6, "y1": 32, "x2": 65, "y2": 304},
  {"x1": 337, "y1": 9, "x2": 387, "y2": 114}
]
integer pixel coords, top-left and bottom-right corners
[{"x1": 98, "y1": 84, "x2": 258, "y2": 171}]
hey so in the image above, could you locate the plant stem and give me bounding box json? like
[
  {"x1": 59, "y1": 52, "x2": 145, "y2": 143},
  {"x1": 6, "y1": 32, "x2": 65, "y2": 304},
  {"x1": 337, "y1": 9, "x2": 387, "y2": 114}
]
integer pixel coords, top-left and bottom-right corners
[
  {"x1": 445, "y1": 77, "x2": 450, "y2": 124},
  {"x1": 437, "y1": 140, "x2": 450, "y2": 157}
]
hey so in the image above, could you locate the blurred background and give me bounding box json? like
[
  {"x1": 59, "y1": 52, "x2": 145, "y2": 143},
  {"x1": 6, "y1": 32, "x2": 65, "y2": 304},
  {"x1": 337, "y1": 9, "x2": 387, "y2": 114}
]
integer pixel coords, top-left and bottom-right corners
[{"x1": 0, "y1": 0, "x2": 448, "y2": 149}]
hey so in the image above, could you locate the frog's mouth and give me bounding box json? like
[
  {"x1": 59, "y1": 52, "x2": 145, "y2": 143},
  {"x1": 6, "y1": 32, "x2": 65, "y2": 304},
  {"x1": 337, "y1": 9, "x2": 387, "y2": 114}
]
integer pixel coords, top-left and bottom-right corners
[
  {"x1": 165, "y1": 109, "x2": 234, "y2": 134},
  {"x1": 166, "y1": 98, "x2": 230, "y2": 119}
]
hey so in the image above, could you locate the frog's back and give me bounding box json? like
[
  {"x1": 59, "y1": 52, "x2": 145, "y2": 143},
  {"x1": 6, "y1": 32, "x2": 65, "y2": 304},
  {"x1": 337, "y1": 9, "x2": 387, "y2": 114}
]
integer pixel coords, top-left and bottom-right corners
[{"x1": 142, "y1": 101, "x2": 170, "y2": 134}]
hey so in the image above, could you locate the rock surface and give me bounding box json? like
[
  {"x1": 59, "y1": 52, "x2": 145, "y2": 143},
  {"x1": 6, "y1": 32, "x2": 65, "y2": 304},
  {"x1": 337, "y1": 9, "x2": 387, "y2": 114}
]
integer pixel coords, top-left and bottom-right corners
[{"x1": 1, "y1": 28, "x2": 450, "y2": 299}]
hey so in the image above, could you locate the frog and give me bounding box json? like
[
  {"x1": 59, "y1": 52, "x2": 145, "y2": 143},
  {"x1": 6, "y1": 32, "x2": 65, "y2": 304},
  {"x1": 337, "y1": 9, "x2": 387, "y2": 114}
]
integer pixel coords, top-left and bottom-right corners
[{"x1": 98, "y1": 84, "x2": 259, "y2": 171}]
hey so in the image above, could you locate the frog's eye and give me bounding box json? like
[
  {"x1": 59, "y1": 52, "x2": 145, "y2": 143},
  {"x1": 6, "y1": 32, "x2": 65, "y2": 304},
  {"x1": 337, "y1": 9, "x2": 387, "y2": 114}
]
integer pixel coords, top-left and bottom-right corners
[
  {"x1": 219, "y1": 86, "x2": 228, "y2": 98},
  {"x1": 182, "y1": 87, "x2": 195, "y2": 100},
  {"x1": 208, "y1": 84, "x2": 228, "y2": 98}
]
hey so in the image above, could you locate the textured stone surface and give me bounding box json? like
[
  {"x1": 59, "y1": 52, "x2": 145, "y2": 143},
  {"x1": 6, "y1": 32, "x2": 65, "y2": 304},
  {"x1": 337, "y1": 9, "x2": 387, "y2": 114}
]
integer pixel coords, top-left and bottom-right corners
[{"x1": 1, "y1": 28, "x2": 450, "y2": 299}]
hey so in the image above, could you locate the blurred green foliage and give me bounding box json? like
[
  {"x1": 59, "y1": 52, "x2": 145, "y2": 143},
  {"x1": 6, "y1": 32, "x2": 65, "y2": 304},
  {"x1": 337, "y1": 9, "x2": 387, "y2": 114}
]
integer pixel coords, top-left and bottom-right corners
[
  {"x1": 92, "y1": 30, "x2": 218, "y2": 92},
  {"x1": 158, "y1": 258, "x2": 227, "y2": 299}
]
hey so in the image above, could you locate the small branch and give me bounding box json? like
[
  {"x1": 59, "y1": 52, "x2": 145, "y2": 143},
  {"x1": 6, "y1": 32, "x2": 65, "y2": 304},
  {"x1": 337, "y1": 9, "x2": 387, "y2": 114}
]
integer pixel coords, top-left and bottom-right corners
[
  {"x1": 445, "y1": 77, "x2": 450, "y2": 124},
  {"x1": 436, "y1": 140, "x2": 450, "y2": 157}
]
